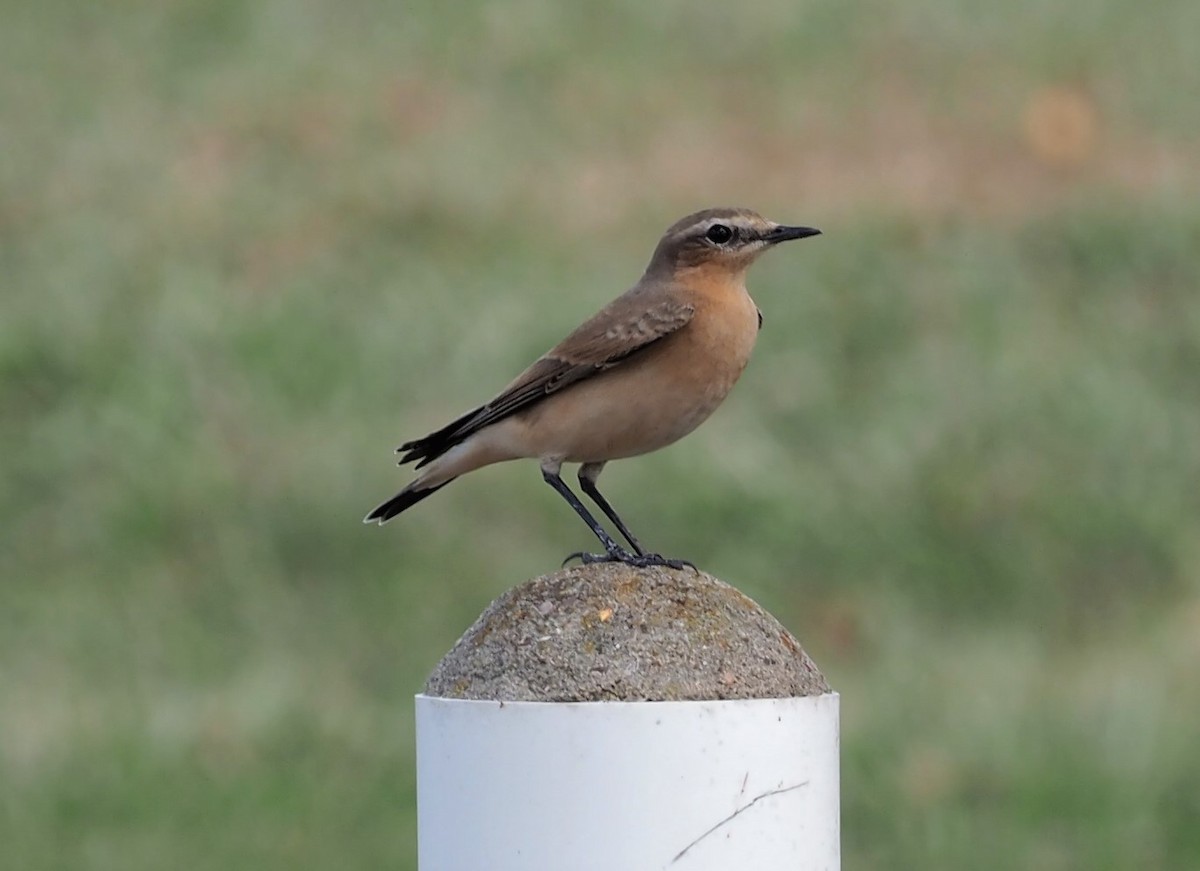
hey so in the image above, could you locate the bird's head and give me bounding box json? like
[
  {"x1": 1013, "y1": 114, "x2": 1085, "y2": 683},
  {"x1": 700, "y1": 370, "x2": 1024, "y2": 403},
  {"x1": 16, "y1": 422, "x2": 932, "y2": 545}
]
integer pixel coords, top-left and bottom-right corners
[{"x1": 646, "y1": 207, "x2": 821, "y2": 278}]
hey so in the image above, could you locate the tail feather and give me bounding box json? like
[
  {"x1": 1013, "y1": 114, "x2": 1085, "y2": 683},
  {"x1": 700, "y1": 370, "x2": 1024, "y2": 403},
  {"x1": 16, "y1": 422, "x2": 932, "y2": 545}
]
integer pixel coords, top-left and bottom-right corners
[
  {"x1": 397, "y1": 404, "x2": 486, "y2": 469},
  {"x1": 363, "y1": 479, "x2": 455, "y2": 525}
]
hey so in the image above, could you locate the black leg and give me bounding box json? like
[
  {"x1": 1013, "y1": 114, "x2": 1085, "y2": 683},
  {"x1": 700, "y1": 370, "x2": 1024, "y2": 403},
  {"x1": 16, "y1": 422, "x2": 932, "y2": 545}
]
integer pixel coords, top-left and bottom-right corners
[
  {"x1": 541, "y1": 467, "x2": 633, "y2": 561},
  {"x1": 543, "y1": 464, "x2": 696, "y2": 572},
  {"x1": 577, "y1": 465, "x2": 645, "y2": 556}
]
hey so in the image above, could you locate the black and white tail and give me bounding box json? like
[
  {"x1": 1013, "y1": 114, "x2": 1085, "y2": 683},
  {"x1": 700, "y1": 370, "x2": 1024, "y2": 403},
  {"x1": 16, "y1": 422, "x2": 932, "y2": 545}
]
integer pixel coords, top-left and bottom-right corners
[{"x1": 362, "y1": 479, "x2": 455, "y2": 525}]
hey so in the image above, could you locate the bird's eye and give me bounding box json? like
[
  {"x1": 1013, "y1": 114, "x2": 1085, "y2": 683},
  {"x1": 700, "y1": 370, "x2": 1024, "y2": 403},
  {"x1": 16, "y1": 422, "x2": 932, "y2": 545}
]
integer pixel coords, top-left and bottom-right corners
[{"x1": 705, "y1": 224, "x2": 734, "y2": 244}]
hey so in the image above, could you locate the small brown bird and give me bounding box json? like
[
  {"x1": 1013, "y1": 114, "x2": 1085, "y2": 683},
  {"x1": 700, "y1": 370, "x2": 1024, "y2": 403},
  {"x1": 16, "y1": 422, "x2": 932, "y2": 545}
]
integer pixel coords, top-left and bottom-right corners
[{"x1": 365, "y1": 207, "x2": 820, "y2": 567}]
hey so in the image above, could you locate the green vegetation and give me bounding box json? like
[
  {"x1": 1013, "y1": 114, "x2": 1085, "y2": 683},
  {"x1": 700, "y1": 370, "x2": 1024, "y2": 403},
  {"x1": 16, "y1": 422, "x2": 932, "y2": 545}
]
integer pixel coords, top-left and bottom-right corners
[{"x1": 3, "y1": 2, "x2": 1198, "y2": 868}]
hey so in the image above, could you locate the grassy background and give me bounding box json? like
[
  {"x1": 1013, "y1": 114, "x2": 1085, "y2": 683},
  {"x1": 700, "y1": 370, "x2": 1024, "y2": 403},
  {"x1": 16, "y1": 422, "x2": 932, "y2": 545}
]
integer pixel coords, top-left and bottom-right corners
[{"x1": 3, "y1": 1, "x2": 1200, "y2": 868}]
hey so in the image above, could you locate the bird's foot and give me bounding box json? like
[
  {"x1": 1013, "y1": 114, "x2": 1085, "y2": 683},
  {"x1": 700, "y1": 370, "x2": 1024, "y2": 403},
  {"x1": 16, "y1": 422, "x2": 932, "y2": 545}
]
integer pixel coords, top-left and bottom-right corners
[{"x1": 562, "y1": 548, "x2": 696, "y2": 572}]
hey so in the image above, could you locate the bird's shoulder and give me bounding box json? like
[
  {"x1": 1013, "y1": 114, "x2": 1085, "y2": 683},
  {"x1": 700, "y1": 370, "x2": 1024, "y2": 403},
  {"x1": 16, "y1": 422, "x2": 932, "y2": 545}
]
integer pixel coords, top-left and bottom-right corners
[
  {"x1": 489, "y1": 282, "x2": 695, "y2": 405},
  {"x1": 546, "y1": 281, "x2": 696, "y2": 367}
]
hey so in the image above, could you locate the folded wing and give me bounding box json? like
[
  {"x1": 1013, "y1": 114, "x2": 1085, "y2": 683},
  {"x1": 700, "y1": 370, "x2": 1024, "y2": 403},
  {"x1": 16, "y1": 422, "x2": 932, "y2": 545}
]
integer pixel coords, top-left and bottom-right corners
[{"x1": 398, "y1": 290, "x2": 695, "y2": 468}]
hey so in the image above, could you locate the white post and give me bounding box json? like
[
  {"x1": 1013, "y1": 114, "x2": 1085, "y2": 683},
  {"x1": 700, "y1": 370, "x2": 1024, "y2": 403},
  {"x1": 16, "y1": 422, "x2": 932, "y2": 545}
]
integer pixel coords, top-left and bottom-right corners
[{"x1": 414, "y1": 565, "x2": 840, "y2": 871}]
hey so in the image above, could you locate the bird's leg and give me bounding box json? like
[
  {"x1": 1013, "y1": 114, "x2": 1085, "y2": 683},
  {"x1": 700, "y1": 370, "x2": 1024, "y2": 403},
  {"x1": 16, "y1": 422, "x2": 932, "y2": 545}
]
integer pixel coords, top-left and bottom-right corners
[
  {"x1": 576, "y1": 463, "x2": 695, "y2": 570},
  {"x1": 541, "y1": 462, "x2": 695, "y2": 572},
  {"x1": 577, "y1": 462, "x2": 645, "y2": 556},
  {"x1": 541, "y1": 464, "x2": 637, "y2": 563}
]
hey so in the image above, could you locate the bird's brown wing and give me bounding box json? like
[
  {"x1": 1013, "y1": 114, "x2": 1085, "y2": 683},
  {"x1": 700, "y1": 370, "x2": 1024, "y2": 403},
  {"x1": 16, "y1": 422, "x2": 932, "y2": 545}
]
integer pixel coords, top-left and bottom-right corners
[{"x1": 398, "y1": 291, "x2": 695, "y2": 468}]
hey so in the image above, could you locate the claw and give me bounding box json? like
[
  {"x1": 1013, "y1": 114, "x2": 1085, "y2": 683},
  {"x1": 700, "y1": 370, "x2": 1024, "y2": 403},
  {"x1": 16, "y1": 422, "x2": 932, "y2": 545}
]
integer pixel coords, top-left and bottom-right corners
[
  {"x1": 561, "y1": 550, "x2": 589, "y2": 567},
  {"x1": 560, "y1": 549, "x2": 696, "y2": 572},
  {"x1": 635, "y1": 553, "x2": 697, "y2": 572}
]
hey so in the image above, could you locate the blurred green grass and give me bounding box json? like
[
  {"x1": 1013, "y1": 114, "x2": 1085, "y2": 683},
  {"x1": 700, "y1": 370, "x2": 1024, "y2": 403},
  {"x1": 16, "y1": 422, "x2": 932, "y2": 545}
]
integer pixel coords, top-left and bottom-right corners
[{"x1": 3, "y1": 1, "x2": 1200, "y2": 868}]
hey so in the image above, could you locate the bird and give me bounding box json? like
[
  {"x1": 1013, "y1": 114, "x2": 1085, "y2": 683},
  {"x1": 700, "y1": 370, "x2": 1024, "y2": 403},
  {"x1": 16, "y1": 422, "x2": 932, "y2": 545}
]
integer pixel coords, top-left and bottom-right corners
[{"x1": 364, "y1": 207, "x2": 821, "y2": 568}]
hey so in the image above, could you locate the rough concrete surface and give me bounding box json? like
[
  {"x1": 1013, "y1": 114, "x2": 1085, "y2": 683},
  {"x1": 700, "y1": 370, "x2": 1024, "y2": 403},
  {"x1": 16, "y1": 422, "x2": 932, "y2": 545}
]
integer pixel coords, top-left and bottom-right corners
[{"x1": 424, "y1": 563, "x2": 830, "y2": 702}]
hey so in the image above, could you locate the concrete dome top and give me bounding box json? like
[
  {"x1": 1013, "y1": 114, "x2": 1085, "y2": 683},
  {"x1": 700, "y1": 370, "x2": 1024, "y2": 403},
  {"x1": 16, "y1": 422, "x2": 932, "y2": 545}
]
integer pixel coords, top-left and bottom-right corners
[{"x1": 424, "y1": 563, "x2": 830, "y2": 702}]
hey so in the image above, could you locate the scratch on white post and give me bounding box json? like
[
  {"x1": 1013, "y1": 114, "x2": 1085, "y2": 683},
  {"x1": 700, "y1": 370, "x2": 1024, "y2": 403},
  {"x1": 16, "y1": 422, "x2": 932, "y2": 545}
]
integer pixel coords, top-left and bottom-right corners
[{"x1": 671, "y1": 780, "x2": 809, "y2": 864}]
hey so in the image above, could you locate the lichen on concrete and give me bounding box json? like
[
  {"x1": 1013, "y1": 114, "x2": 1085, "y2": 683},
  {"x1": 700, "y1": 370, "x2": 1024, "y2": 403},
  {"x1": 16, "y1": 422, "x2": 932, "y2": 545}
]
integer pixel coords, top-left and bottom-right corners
[{"x1": 424, "y1": 563, "x2": 830, "y2": 702}]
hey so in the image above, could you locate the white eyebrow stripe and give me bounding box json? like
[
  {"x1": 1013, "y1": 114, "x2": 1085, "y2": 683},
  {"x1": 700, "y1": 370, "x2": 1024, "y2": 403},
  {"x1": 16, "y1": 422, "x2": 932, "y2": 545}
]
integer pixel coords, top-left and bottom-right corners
[{"x1": 692, "y1": 215, "x2": 766, "y2": 240}]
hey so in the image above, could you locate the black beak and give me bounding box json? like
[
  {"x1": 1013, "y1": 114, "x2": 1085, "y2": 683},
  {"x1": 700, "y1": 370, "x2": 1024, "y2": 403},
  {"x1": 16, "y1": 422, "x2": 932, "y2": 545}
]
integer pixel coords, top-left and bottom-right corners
[{"x1": 765, "y1": 225, "x2": 822, "y2": 244}]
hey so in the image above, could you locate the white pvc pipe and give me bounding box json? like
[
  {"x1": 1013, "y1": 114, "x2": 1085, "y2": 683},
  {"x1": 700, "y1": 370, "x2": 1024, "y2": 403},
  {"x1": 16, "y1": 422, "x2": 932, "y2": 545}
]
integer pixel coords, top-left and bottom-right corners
[{"x1": 416, "y1": 693, "x2": 839, "y2": 870}]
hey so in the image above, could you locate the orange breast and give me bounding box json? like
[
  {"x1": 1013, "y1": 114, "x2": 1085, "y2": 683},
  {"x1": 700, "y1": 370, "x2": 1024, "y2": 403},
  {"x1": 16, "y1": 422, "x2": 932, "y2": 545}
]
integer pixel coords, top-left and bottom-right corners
[{"x1": 510, "y1": 276, "x2": 761, "y2": 463}]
